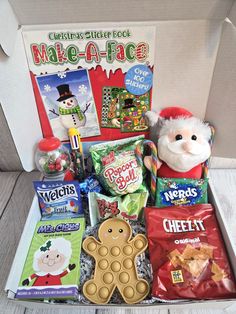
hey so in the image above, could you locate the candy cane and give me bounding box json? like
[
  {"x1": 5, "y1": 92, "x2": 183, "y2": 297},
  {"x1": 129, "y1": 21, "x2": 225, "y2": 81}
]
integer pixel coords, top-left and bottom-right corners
[{"x1": 135, "y1": 140, "x2": 158, "y2": 201}]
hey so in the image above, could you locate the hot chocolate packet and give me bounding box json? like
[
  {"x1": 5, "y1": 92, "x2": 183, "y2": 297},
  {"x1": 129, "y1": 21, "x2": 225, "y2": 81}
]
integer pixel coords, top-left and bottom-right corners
[
  {"x1": 34, "y1": 181, "x2": 83, "y2": 220},
  {"x1": 90, "y1": 135, "x2": 146, "y2": 196}
]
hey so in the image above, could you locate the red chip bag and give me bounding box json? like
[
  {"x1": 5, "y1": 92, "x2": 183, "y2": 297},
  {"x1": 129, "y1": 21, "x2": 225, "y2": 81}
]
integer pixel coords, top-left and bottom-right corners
[{"x1": 145, "y1": 204, "x2": 236, "y2": 300}]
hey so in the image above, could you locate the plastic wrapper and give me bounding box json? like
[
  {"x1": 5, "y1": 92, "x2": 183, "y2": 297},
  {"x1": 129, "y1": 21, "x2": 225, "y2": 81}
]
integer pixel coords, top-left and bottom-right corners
[
  {"x1": 156, "y1": 178, "x2": 208, "y2": 207},
  {"x1": 145, "y1": 204, "x2": 236, "y2": 300},
  {"x1": 79, "y1": 175, "x2": 103, "y2": 196},
  {"x1": 34, "y1": 181, "x2": 83, "y2": 220},
  {"x1": 90, "y1": 135, "x2": 146, "y2": 196},
  {"x1": 88, "y1": 191, "x2": 148, "y2": 226}
]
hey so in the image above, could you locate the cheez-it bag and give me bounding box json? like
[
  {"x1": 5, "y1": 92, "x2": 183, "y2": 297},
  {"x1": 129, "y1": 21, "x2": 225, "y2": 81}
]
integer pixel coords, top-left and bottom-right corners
[{"x1": 145, "y1": 204, "x2": 236, "y2": 300}]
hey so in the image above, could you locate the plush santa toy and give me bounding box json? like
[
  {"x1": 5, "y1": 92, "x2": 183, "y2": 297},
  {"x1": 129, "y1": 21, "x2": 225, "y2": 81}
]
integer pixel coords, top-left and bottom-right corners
[{"x1": 145, "y1": 107, "x2": 212, "y2": 179}]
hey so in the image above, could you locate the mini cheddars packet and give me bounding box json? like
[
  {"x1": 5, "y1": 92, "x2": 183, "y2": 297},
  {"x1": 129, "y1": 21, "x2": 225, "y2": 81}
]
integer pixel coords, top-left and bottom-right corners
[
  {"x1": 34, "y1": 181, "x2": 83, "y2": 220},
  {"x1": 88, "y1": 191, "x2": 148, "y2": 226},
  {"x1": 156, "y1": 178, "x2": 208, "y2": 207}
]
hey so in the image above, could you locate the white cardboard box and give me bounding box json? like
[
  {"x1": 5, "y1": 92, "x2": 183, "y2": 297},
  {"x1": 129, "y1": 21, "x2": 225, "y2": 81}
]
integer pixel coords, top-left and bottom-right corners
[
  {"x1": 1, "y1": 0, "x2": 236, "y2": 309},
  {"x1": 4, "y1": 182, "x2": 236, "y2": 309}
]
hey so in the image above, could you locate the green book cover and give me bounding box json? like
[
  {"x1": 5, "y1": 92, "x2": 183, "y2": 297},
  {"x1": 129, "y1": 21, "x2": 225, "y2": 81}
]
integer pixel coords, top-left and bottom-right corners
[{"x1": 16, "y1": 218, "x2": 85, "y2": 300}]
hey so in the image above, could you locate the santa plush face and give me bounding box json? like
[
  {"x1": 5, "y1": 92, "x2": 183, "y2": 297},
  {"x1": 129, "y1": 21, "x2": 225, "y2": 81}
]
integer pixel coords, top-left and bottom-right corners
[
  {"x1": 158, "y1": 117, "x2": 211, "y2": 172},
  {"x1": 59, "y1": 96, "x2": 78, "y2": 109}
]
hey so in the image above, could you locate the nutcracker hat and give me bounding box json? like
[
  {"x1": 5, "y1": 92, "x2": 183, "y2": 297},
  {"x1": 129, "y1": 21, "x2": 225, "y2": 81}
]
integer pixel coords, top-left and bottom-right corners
[{"x1": 56, "y1": 84, "x2": 75, "y2": 102}]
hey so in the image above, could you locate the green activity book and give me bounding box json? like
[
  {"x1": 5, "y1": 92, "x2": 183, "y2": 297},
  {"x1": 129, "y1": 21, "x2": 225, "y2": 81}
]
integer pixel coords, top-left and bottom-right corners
[{"x1": 16, "y1": 218, "x2": 85, "y2": 300}]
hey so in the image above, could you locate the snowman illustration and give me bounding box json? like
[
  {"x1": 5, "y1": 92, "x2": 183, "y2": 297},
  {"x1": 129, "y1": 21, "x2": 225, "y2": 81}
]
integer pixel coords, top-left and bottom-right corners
[{"x1": 56, "y1": 84, "x2": 90, "y2": 129}]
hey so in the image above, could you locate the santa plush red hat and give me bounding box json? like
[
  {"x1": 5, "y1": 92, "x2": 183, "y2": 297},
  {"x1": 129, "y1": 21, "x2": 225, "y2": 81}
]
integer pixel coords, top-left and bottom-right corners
[{"x1": 145, "y1": 107, "x2": 212, "y2": 179}]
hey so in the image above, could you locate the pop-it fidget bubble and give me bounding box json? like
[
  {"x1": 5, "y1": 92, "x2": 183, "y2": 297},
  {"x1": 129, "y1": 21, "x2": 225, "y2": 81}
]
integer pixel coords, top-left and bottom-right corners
[{"x1": 82, "y1": 218, "x2": 149, "y2": 304}]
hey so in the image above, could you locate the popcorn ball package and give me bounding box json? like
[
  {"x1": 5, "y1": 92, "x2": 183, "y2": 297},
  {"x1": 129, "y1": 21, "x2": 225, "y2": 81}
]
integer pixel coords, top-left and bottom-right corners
[
  {"x1": 90, "y1": 135, "x2": 146, "y2": 196},
  {"x1": 88, "y1": 191, "x2": 149, "y2": 226},
  {"x1": 34, "y1": 181, "x2": 83, "y2": 220},
  {"x1": 156, "y1": 178, "x2": 208, "y2": 207},
  {"x1": 145, "y1": 204, "x2": 236, "y2": 300}
]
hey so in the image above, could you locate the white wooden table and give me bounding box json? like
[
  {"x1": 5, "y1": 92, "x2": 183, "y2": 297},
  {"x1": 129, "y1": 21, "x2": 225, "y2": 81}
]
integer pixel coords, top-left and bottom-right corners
[{"x1": 0, "y1": 169, "x2": 235, "y2": 314}]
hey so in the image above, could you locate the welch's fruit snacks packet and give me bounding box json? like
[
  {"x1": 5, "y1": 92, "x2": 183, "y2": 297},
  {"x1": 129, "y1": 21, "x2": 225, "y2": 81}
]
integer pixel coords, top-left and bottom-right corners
[
  {"x1": 34, "y1": 181, "x2": 83, "y2": 220},
  {"x1": 90, "y1": 135, "x2": 147, "y2": 196},
  {"x1": 156, "y1": 178, "x2": 208, "y2": 207}
]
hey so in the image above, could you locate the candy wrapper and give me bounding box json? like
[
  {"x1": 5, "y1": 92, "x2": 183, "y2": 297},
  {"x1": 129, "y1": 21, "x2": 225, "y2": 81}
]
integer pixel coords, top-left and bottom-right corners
[
  {"x1": 156, "y1": 178, "x2": 208, "y2": 207},
  {"x1": 145, "y1": 204, "x2": 236, "y2": 300},
  {"x1": 34, "y1": 181, "x2": 83, "y2": 220},
  {"x1": 79, "y1": 175, "x2": 103, "y2": 196},
  {"x1": 88, "y1": 191, "x2": 149, "y2": 226},
  {"x1": 90, "y1": 135, "x2": 146, "y2": 196}
]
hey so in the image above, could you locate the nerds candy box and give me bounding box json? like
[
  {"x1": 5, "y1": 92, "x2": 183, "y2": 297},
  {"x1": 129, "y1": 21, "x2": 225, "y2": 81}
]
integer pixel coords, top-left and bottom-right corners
[
  {"x1": 34, "y1": 181, "x2": 83, "y2": 220},
  {"x1": 156, "y1": 178, "x2": 208, "y2": 207}
]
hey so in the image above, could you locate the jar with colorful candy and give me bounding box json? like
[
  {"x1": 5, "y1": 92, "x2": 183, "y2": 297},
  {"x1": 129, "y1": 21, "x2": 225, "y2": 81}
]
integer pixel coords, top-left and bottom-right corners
[{"x1": 35, "y1": 137, "x2": 71, "y2": 179}]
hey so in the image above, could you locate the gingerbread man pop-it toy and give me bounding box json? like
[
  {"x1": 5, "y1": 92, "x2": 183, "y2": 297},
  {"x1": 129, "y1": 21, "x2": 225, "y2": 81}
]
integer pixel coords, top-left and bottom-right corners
[{"x1": 83, "y1": 218, "x2": 149, "y2": 304}]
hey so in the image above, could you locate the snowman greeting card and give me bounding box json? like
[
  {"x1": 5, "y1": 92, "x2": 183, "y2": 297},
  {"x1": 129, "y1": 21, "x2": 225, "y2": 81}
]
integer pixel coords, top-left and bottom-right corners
[
  {"x1": 22, "y1": 25, "x2": 156, "y2": 142},
  {"x1": 36, "y1": 69, "x2": 100, "y2": 140}
]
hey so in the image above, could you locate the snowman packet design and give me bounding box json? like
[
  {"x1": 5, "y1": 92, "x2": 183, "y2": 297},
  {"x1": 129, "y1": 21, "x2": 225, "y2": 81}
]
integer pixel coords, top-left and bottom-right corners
[
  {"x1": 34, "y1": 181, "x2": 83, "y2": 220},
  {"x1": 90, "y1": 135, "x2": 147, "y2": 196}
]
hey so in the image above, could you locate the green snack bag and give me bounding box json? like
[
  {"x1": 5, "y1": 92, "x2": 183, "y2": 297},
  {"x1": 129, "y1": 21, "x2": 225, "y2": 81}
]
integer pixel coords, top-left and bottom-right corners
[
  {"x1": 90, "y1": 135, "x2": 146, "y2": 196},
  {"x1": 16, "y1": 218, "x2": 85, "y2": 300},
  {"x1": 156, "y1": 178, "x2": 208, "y2": 207},
  {"x1": 89, "y1": 191, "x2": 149, "y2": 226}
]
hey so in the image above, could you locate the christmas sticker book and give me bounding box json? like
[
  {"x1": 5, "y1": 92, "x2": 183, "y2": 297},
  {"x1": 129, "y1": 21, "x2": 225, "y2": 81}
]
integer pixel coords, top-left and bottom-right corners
[
  {"x1": 22, "y1": 25, "x2": 156, "y2": 142},
  {"x1": 16, "y1": 218, "x2": 85, "y2": 300}
]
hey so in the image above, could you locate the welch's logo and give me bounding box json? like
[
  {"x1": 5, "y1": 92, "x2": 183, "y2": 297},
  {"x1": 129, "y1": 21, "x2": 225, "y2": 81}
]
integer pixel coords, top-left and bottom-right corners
[
  {"x1": 38, "y1": 184, "x2": 78, "y2": 203},
  {"x1": 160, "y1": 184, "x2": 201, "y2": 206}
]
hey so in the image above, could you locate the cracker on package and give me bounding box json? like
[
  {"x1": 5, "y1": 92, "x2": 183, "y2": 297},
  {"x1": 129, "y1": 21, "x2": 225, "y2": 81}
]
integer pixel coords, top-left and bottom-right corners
[
  {"x1": 34, "y1": 181, "x2": 83, "y2": 220},
  {"x1": 88, "y1": 191, "x2": 149, "y2": 226},
  {"x1": 145, "y1": 204, "x2": 236, "y2": 300},
  {"x1": 90, "y1": 135, "x2": 147, "y2": 196},
  {"x1": 156, "y1": 178, "x2": 208, "y2": 207},
  {"x1": 16, "y1": 218, "x2": 85, "y2": 300}
]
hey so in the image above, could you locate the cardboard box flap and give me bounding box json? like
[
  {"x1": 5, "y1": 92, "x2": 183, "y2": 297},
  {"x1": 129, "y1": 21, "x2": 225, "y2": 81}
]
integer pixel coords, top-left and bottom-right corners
[
  {"x1": 0, "y1": 0, "x2": 18, "y2": 56},
  {"x1": 0, "y1": 30, "x2": 42, "y2": 171},
  {"x1": 205, "y1": 20, "x2": 236, "y2": 158},
  {"x1": 9, "y1": 0, "x2": 234, "y2": 24},
  {"x1": 229, "y1": 0, "x2": 236, "y2": 26}
]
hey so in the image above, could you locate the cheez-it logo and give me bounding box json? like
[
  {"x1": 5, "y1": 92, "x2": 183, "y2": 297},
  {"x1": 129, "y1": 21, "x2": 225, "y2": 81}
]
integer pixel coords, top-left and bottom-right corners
[{"x1": 163, "y1": 219, "x2": 205, "y2": 233}]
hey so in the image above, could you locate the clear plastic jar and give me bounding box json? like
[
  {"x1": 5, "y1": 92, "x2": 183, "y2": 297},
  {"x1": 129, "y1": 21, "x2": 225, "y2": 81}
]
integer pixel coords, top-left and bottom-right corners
[{"x1": 35, "y1": 137, "x2": 71, "y2": 179}]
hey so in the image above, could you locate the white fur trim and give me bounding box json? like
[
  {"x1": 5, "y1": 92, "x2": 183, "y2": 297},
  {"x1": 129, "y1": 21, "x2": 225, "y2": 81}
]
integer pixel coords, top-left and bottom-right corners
[
  {"x1": 160, "y1": 117, "x2": 211, "y2": 141},
  {"x1": 145, "y1": 111, "x2": 159, "y2": 127}
]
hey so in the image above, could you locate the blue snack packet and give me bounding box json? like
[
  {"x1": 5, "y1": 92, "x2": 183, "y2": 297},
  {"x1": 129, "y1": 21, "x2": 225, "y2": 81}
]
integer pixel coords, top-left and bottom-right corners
[
  {"x1": 79, "y1": 175, "x2": 102, "y2": 196},
  {"x1": 34, "y1": 181, "x2": 83, "y2": 220}
]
